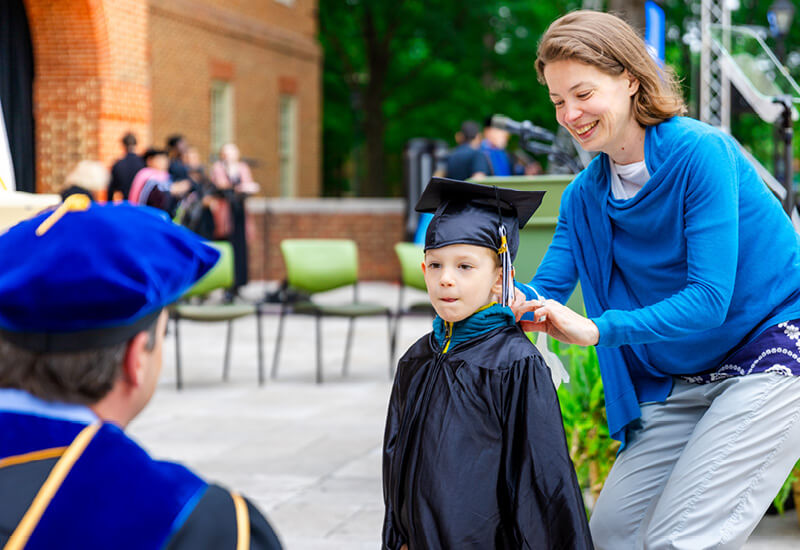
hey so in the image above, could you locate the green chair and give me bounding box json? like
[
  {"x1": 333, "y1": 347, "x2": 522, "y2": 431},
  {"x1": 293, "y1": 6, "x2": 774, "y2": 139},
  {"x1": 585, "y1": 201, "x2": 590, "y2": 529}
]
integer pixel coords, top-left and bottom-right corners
[
  {"x1": 392, "y1": 243, "x2": 435, "y2": 363},
  {"x1": 271, "y1": 239, "x2": 393, "y2": 383},
  {"x1": 170, "y1": 241, "x2": 264, "y2": 389}
]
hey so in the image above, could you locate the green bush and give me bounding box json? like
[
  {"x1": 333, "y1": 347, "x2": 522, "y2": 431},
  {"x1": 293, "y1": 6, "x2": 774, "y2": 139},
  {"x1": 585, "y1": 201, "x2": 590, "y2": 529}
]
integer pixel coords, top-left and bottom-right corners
[
  {"x1": 774, "y1": 460, "x2": 800, "y2": 515},
  {"x1": 552, "y1": 341, "x2": 620, "y2": 502}
]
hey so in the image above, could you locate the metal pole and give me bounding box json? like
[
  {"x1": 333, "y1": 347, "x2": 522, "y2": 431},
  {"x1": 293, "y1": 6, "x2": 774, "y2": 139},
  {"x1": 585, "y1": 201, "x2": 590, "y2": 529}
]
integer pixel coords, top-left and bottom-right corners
[
  {"x1": 776, "y1": 96, "x2": 794, "y2": 215},
  {"x1": 783, "y1": 102, "x2": 794, "y2": 216}
]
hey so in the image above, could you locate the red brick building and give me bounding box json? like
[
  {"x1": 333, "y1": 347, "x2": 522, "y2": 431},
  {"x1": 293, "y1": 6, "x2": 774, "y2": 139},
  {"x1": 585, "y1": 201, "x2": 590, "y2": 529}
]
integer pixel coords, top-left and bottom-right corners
[{"x1": 6, "y1": 0, "x2": 321, "y2": 197}]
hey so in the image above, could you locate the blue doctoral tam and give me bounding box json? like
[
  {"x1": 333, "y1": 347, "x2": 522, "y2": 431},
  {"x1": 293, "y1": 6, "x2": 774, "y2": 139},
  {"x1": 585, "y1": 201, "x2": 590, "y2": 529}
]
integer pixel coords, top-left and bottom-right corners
[{"x1": 0, "y1": 201, "x2": 220, "y2": 351}]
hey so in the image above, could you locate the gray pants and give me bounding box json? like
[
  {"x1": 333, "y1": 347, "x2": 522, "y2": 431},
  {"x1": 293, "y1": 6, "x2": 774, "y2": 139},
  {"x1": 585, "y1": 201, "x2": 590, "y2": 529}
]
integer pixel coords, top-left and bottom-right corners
[{"x1": 590, "y1": 373, "x2": 800, "y2": 550}]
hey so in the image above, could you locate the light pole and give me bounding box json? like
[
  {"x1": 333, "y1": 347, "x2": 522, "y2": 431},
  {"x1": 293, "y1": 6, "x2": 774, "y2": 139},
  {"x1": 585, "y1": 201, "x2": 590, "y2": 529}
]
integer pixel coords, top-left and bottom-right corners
[
  {"x1": 768, "y1": 0, "x2": 795, "y2": 61},
  {"x1": 767, "y1": 0, "x2": 795, "y2": 205}
]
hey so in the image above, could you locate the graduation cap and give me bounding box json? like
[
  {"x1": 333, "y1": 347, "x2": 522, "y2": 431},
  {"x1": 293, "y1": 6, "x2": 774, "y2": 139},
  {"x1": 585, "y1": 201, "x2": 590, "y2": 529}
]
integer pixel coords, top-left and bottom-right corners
[
  {"x1": 415, "y1": 177, "x2": 545, "y2": 307},
  {"x1": 0, "y1": 196, "x2": 220, "y2": 352}
]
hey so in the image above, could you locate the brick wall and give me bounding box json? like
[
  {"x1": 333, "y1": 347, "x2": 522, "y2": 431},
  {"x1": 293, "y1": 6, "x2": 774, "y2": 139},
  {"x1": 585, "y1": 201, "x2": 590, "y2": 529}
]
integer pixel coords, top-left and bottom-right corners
[
  {"x1": 149, "y1": 0, "x2": 322, "y2": 197},
  {"x1": 25, "y1": 0, "x2": 150, "y2": 194},
  {"x1": 245, "y1": 198, "x2": 407, "y2": 282},
  {"x1": 23, "y1": 0, "x2": 319, "y2": 198}
]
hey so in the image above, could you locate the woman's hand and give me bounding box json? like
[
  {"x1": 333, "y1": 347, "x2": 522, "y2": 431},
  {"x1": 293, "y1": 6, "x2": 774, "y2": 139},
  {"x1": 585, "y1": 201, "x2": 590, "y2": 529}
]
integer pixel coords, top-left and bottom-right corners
[{"x1": 514, "y1": 296, "x2": 600, "y2": 346}]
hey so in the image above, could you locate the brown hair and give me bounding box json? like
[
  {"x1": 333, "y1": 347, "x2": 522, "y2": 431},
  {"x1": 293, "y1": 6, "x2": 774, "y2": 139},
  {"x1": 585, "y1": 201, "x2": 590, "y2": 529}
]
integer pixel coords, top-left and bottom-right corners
[
  {"x1": 0, "y1": 320, "x2": 159, "y2": 405},
  {"x1": 535, "y1": 10, "x2": 686, "y2": 127}
]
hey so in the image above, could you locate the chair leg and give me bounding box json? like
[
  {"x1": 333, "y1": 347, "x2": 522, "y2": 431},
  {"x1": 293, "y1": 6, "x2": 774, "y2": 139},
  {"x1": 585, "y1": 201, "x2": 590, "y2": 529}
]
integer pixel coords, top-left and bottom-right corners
[
  {"x1": 256, "y1": 307, "x2": 265, "y2": 386},
  {"x1": 342, "y1": 317, "x2": 355, "y2": 377},
  {"x1": 271, "y1": 306, "x2": 287, "y2": 379},
  {"x1": 174, "y1": 316, "x2": 183, "y2": 390},
  {"x1": 315, "y1": 313, "x2": 323, "y2": 384},
  {"x1": 387, "y1": 311, "x2": 395, "y2": 379},
  {"x1": 390, "y1": 312, "x2": 401, "y2": 368},
  {"x1": 223, "y1": 319, "x2": 234, "y2": 381}
]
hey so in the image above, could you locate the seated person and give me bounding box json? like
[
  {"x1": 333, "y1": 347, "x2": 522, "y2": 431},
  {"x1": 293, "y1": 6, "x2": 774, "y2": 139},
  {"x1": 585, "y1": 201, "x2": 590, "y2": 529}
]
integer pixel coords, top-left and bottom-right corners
[
  {"x1": 129, "y1": 148, "x2": 190, "y2": 216},
  {"x1": 0, "y1": 200, "x2": 282, "y2": 549},
  {"x1": 382, "y1": 178, "x2": 592, "y2": 549}
]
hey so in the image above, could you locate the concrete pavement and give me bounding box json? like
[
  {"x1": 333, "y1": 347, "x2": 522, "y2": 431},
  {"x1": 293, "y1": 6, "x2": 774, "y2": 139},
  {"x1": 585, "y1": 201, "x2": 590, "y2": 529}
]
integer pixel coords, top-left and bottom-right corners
[{"x1": 130, "y1": 282, "x2": 800, "y2": 549}]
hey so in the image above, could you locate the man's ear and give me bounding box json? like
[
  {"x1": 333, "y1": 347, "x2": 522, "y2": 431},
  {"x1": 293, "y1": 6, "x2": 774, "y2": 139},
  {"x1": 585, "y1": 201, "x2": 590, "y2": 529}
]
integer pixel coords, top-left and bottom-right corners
[
  {"x1": 122, "y1": 331, "x2": 149, "y2": 387},
  {"x1": 420, "y1": 261, "x2": 426, "y2": 275}
]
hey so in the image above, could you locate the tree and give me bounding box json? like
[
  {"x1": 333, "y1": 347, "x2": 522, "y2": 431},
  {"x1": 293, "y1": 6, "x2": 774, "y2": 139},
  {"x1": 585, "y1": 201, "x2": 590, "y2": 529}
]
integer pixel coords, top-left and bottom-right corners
[{"x1": 319, "y1": 0, "x2": 573, "y2": 197}]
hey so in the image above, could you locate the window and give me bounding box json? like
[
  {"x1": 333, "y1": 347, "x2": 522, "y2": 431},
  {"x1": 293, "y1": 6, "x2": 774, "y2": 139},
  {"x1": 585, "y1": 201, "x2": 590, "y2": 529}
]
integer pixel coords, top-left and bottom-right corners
[
  {"x1": 210, "y1": 80, "x2": 234, "y2": 155},
  {"x1": 278, "y1": 94, "x2": 297, "y2": 197}
]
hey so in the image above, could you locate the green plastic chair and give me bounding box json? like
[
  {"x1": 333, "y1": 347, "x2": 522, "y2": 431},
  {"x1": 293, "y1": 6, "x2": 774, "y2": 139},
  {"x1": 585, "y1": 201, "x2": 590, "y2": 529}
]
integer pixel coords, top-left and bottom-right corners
[
  {"x1": 392, "y1": 243, "x2": 435, "y2": 363},
  {"x1": 170, "y1": 241, "x2": 264, "y2": 389},
  {"x1": 272, "y1": 239, "x2": 393, "y2": 383}
]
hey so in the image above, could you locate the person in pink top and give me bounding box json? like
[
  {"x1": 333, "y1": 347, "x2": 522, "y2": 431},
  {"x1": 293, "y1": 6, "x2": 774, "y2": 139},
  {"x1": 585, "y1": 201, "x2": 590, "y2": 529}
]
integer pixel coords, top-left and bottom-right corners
[
  {"x1": 210, "y1": 143, "x2": 260, "y2": 295},
  {"x1": 129, "y1": 148, "x2": 190, "y2": 215}
]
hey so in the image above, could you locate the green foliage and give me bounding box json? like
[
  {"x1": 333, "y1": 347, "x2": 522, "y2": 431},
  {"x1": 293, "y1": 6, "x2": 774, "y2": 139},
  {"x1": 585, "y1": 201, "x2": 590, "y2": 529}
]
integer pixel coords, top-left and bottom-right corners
[
  {"x1": 552, "y1": 340, "x2": 620, "y2": 501},
  {"x1": 774, "y1": 460, "x2": 800, "y2": 514},
  {"x1": 662, "y1": 0, "x2": 800, "y2": 164},
  {"x1": 319, "y1": 0, "x2": 576, "y2": 196}
]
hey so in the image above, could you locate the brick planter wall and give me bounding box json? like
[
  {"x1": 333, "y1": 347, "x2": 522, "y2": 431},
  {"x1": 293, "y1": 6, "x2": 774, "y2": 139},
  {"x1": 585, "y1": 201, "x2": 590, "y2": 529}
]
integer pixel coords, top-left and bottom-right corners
[{"x1": 245, "y1": 198, "x2": 407, "y2": 282}]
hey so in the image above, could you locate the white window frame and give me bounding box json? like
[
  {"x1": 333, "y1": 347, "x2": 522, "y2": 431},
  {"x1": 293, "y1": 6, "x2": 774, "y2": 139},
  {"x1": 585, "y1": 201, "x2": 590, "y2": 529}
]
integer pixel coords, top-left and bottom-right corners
[
  {"x1": 278, "y1": 94, "x2": 297, "y2": 197},
  {"x1": 210, "y1": 80, "x2": 234, "y2": 155}
]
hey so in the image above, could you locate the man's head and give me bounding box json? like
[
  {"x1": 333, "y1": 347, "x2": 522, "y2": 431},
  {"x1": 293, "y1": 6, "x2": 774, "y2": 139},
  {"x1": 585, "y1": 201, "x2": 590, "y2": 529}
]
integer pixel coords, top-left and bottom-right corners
[
  {"x1": 483, "y1": 115, "x2": 510, "y2": 150},
  {"x1": 122, "y1": 132, "x2": 137, "y2": 151},
  {"x1": 167, "y1": 134, "x2": 188, "y2": 158},
  {"x1": 0, "y1": 201, "x2": 219, "y2": 425},
  {"x1": 0, "y1": 311, "x2": 166, "y2": 426},
  {"x1": 455, "y1": 120, "x2": 482, "y2": 147}
]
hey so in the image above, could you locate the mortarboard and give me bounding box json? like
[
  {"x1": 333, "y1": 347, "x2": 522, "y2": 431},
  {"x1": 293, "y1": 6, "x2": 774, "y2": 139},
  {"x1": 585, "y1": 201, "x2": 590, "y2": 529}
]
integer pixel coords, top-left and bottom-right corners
[
  {"x1": 0, "y1": 196, "x2": 220, "y2": 352},
  {"x1": 415, "y1": 177, "x2": 545, "y2": 306}
]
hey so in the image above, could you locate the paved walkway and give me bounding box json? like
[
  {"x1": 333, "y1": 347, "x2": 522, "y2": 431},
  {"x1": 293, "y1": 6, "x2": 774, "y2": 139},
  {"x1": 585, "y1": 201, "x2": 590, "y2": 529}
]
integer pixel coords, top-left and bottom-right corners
[{"x1": 130, "y1": 282, "x2": 800, "y2": 549}]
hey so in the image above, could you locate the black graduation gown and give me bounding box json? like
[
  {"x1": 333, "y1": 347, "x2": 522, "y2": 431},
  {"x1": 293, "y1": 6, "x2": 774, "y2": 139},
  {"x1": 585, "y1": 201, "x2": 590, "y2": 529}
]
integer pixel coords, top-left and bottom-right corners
[{"x1": 382, "y1": 325, "x2": 593, "y2": 550}]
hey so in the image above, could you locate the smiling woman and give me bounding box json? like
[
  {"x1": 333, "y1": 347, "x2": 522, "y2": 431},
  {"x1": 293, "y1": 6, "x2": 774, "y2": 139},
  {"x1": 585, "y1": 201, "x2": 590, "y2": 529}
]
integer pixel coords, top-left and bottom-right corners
[{"x1": 512, "y1": 9, "x2": 800, "y2": 550}]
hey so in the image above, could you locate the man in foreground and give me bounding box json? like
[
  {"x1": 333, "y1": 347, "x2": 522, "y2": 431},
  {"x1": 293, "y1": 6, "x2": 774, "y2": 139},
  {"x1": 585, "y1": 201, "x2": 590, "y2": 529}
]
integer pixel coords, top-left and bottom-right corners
[{"x1": 0, "y1": 198, "x2": 282, "y2": 549}]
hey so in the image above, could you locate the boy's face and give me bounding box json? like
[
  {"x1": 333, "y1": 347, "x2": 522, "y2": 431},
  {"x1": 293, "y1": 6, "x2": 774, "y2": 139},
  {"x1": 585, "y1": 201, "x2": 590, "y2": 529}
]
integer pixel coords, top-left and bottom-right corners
[{"x1": 422, "y1": 244, "x2": 502, "y2": 323}]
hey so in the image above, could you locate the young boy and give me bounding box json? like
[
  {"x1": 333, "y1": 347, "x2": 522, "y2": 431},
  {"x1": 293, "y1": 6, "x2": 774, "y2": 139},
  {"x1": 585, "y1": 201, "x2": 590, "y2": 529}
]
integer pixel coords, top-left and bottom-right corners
[{"x1": 382, "y1": 178, "x2": 592, "y2": 550}]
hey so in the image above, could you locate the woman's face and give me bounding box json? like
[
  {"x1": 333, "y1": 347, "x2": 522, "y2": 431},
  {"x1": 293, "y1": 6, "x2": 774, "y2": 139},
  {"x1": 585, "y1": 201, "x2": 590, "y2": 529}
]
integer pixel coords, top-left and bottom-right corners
[{"x1": 543, "y1": 59, "x2": 642, "y2": 162}]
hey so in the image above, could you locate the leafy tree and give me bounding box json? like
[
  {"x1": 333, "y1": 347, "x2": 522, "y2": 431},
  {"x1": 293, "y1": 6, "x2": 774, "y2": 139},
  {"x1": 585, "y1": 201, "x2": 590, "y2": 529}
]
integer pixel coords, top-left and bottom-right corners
[{"x1": 319, "y1": 0, "x2": 576, "y2": 197}]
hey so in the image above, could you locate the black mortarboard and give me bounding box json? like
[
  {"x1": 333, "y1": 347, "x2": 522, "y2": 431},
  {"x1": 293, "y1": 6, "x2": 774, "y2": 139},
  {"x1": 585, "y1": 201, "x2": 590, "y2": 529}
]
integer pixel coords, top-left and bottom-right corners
[{"x1": 415, "y1": 177, "x2": 545, "y2": 306}]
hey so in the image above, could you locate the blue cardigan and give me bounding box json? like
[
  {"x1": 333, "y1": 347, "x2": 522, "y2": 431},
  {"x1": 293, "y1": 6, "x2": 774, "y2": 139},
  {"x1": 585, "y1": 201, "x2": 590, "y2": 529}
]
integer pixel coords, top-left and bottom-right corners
[{"x1": 520, "y1": 117, "x2": 800, "y2": 444}]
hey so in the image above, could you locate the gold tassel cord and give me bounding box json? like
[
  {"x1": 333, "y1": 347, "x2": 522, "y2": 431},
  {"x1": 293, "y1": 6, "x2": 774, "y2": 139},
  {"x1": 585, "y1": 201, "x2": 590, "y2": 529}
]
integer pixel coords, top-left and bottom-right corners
[{"x1": 35, "y1": 194, "x2": 91, "y2": 237}]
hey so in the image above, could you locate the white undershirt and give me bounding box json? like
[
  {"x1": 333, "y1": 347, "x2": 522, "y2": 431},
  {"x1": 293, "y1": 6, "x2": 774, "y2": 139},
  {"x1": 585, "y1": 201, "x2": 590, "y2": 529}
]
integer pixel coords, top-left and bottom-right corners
[{"x1": 609, "y1": 159, "x2": 650, "y2": 200}]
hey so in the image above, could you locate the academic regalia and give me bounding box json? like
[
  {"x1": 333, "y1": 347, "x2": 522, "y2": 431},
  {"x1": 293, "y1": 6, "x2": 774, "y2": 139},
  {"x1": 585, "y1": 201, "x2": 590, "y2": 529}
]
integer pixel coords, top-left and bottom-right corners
[
  {"x1": 0, "y1": 200, "x2": 283, "y2": 549},
  {"x1": 382, "y1": 178, "x2": 592, "y2": 549},
  {"x1": 0, "y1": 392, "x2": 282, "y2": 550}
]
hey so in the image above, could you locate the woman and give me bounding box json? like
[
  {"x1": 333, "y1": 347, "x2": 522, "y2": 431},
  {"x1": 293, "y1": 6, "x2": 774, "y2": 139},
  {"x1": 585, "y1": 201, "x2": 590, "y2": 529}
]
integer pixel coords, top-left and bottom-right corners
[
  {"x1": 515, "y1": 10, "x2": 800, "y2": 549},
  {"x1": 211, "y1": 143, "x2": 260, "y2": 294}
]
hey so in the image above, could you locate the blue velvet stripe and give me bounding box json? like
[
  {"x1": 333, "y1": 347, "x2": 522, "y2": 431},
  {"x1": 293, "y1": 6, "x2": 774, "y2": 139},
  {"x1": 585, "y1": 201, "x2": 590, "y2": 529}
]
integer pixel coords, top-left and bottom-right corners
[
  {"x1": 1, "y1": 414, "x2": 207, "y2": 550},
  {"x1": 0, "y1": 411, "x2": 86, "y2": 460}
]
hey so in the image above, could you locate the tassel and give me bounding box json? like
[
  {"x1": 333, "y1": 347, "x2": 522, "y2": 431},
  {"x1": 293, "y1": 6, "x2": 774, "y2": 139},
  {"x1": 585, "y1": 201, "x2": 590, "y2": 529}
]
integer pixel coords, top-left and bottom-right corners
[{"x1": 498, "y1": 225, "x2": 514, "y2": 307}]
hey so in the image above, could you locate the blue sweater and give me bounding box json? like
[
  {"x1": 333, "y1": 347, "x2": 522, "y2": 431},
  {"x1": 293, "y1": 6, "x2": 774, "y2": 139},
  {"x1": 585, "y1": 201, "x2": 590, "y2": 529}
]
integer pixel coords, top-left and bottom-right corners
[{"x1": 520, "y1": 117, "x2": 800, "y2": 443}]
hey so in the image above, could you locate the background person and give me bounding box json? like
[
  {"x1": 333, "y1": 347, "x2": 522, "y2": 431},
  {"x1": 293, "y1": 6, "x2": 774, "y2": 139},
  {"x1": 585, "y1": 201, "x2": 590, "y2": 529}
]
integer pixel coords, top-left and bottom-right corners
[
  {"x1": 59, "y1": 160, "x2": 110, "y2": 202},
  {"x1": 514, "y1": 11, "x2": 800, "y2": 549},
  {"x1": 211, "y1": 143, "x2": 259, "y2": 295},
  {"x1": 480, "y1": 114, "x2": 525, "y2": 176},
  {"x1": 0, "y1": 201, "x2": 282, "y2": 549},
  {"x1": 107, "y1": 132, "x2": 145, "y2": 201},
  {"x1": 129, "y1": 148, "x2": 191, "y2": 215}
]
